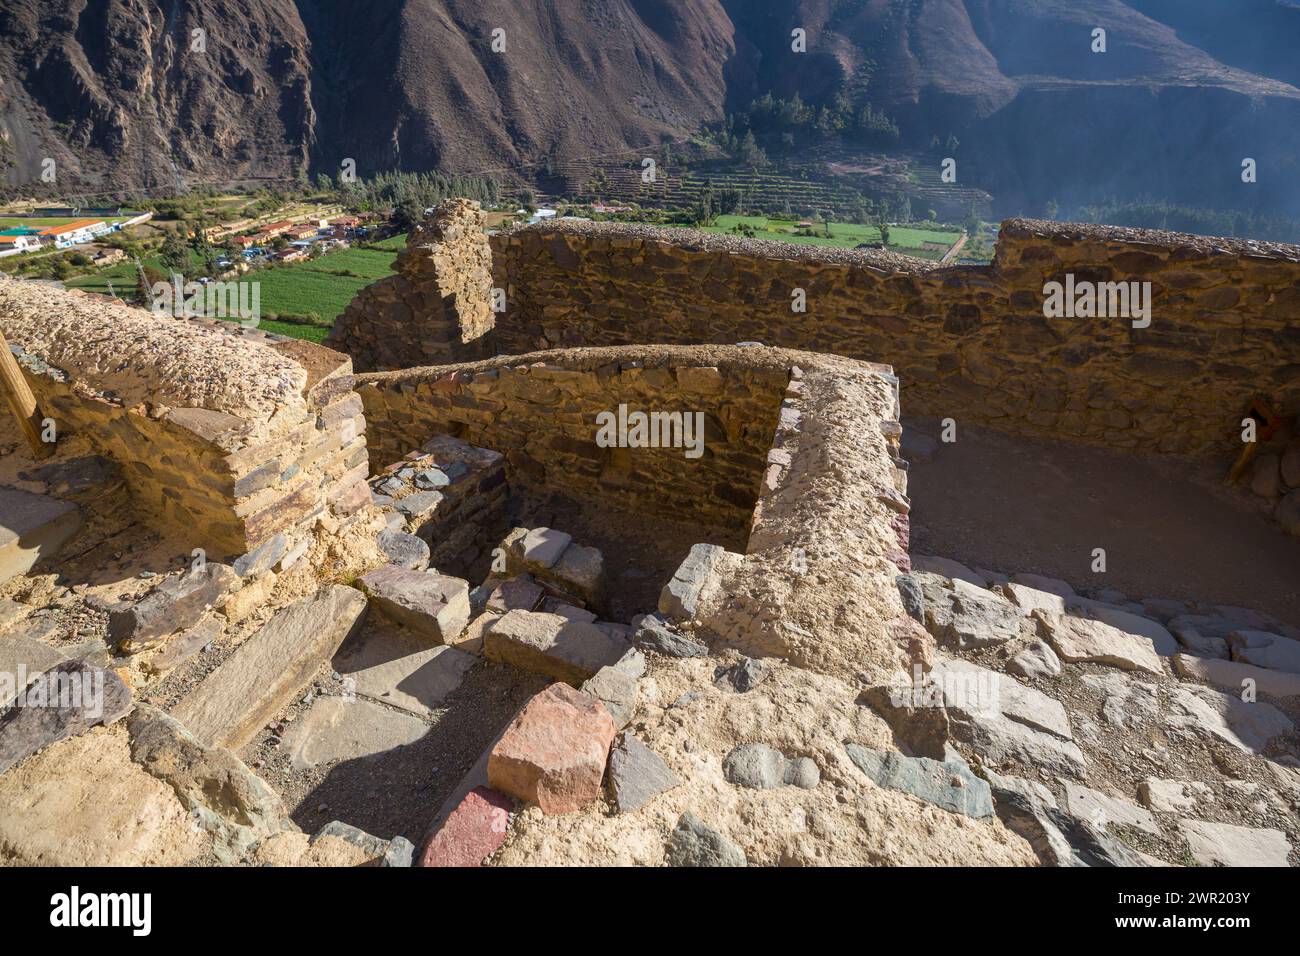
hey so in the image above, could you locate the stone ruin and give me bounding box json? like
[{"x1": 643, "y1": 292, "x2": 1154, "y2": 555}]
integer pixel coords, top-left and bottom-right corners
[{"x1": 0, "y1": 200, "x2": 1298, "y2": 868}]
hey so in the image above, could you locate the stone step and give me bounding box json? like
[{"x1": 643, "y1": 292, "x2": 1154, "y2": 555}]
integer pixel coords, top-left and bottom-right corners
[{"x1": 171, "y1": 585, "x2": 368, "y2": 749}]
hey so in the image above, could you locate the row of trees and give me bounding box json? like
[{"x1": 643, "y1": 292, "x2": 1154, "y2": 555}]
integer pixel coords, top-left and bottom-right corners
[{"x1": 718, "y1": 92, "x2": 903, "y2": 159}]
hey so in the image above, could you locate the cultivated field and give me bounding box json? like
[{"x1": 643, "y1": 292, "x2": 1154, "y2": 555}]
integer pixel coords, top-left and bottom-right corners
[{"x1": 689, "y1": 214, "x2": 962, "y2": 258}]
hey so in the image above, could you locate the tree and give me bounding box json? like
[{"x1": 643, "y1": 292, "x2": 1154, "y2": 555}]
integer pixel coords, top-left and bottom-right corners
[
  {"x1": 159, "y1": 230, "x2": 190, "y2": 274},
  {"x1": 393, "y1": 197, "x2": 425, "y2": 230},
  {"x1": 964, "y1": 203, "x2": 982, "y2": 238}
]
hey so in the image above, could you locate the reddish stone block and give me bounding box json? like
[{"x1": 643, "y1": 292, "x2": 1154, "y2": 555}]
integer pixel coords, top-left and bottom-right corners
[
  {"x1": 487, "y1": 683, "x2": 616, "y2": 814},
  {"x1": 418, "y1": 787, "x2": 513, "y2": 867}
]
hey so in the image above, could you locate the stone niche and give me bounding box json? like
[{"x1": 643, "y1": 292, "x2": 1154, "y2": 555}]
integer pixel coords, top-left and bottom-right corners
[
  {"x1": 327, "y1": 198, "x2": 495, "y2": 372},
  {"x1": 0, "y1": 279, "x2": 371, "y2": 558},
  {"x1": 489, "y1": 218, "x2": 1300, "y2": 460},
  {"x1": 354, "y1": 345, "x2": 797, "y2": 536}
]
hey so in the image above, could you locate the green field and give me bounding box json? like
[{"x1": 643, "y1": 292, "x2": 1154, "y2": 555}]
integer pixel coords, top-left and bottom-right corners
[
  {"x1": 685, "y1": 215, "x2": 960, "y2": 257},
  {"x1": 67, "y1": 238, "x2": 404, "y2": 342}
]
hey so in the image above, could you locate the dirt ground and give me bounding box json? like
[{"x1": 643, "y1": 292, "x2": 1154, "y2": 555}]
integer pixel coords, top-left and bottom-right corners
[{"x1": 905, "y1": 417, "x2": 1300, "y2": 628}]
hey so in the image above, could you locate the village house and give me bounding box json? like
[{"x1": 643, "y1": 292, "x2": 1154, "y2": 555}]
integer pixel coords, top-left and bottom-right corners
[{"x1": 36, "y1": 219, "x2": 109, "y2": 248}]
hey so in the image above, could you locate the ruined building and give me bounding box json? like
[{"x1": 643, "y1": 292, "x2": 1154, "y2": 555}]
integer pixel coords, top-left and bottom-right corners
[{"x1": 0, "y1": 200, "x2": 1297, "y2": 867}]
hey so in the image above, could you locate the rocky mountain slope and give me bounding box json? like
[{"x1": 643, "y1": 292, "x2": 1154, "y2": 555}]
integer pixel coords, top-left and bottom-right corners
[{"x1": 2, "y1": 0, "x2": 1298, "y2": 214}]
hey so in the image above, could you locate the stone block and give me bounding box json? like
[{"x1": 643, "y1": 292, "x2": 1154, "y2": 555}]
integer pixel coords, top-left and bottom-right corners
[
  {"x1": 487, "y1": 683, "x2": 616, "y2": 814},
  {"x1": 358, "y1": 566, "x2": 470, "y2": 644}
]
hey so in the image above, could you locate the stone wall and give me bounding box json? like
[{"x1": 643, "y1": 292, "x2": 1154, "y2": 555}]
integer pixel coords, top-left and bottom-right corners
[
  {"x1": 352, "y1": 345, "x2": 792, "y2": 532},
  {"x1": 489, "y1": 219, "x2": 1300, "y2": 460},
  {"x1": 327, "y1": 199, "x2": 494, "y2": 371},
  {"x1": 0, "y1": 280, "x2": 371, "y2": 558}
]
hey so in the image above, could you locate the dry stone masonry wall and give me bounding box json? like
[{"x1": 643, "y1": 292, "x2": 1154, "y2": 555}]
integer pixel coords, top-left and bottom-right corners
[
  {"x1": 490, "y1": 219, "x2": 1300, "y2": 460},
  {"x1": 327, "y1": 199, "x2": 495, "y2": 372},
  {"x1": 0, "y1": 279, "x2": 370, "y2": 557},
  {"x1": 353, "y1": 345, "x2": 791, "y2": 534}
]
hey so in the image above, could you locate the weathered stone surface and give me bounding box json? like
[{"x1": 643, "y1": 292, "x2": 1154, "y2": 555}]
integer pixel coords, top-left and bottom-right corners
[
  {"x1": 0, "y1": 660, "x2": 132, "y2": 773},
  {"x1": 1277, "y1": 488, "x2": 1300, "y2": 535},
  {"x1": 550, "y1": 542, "x2": 605, "y2": 606},
  {"x1": 845, "y1": 744, "x2": 993, "y2": 818},
  {"x1": 928, "y1": 580, "x2": 1024, "y2": 650},
  {"x1": 1172, "y1": 653, "x2": 1300, "y2": 698},
  {"x1": 1281, "y1": 443, "x2": 1300, "y2": 489},
  {"x1": 335, "y1": 626, "x2": 476, "y2": 717},
  {"x1": 147, "y1": 615, "x2": 223, "y2": 674},
  {"x1": 1179, "y1": 819, "x2": 1292, "y2": 867},
  {"x1": 487, "y1": 574, "x2": 544, "y2": 613},
  {"x1": 0, "y1": 727, "x2": 208, "y2": 865},
  {"x1": 312, "y1": 820, "x2": 412, "y2": 866},
  {"x1": 1082, "y1": 672, "x2": 1160, "y2": 729},
  {"x1": 0, "y1": 634, "x2": 65, "y2": 707},
  {"x1": 580, "y1": 665, "x2": 638, "y2": 729},
  {"x1": 1007, "y1": 640, "x2": 1062, "y2": 679},
  {"x1": 635, "y1": 615, "x2": 708, "y2": 657},
  {"x1": 358, "y1": 566, "x2": 470, "y2": 644},
  {"x1": 715, "y1": 657, "x2": 769, "y2": 692},
  {"x1": 1138, "y1": 778, "x2": 1210, "y2": 813},
  {"x1": 1037, "y1": 611, "x2": 1163, "y2": 675},
  {"x1": 109, "y1": 563, "x2": 239, "y2": 650},
  {"x1": 1250, "y1": 452, "x2": 1283, "y2": 498},
  {"x1": 607, "y1": 733, "x2": 679, "y2": 813},
  {"x1": 658, "y1": 543, "x2": 724, "y2": 621},
  {"x1": 1010, "y1": 572, "x2": 1076, "y2": 598},
  {"x1": 666, "y1": 812, "x2": 746, "y2": 867},
  {"x1": 987, "y1": 780, "x2": 1148, "y2": 867},
  {"x1": 1164, "y1": 684, "x2": 1293, "y2": 755},
  {"x1": 1228, "y1": 630, "x2": 1300, "y2": 673},
  {"x1": 126, "y1": 705, "x2": 285, "y2": 863},
  {"x1": 931, "y1": 658, "x2": 1073, "y2": 739},
  {"x1": 487, "y1": 683, "x2": 616, "y2": 814},
  {"x1": 912, "y1": 554, "x2": 986, "y2": 586},
  {"x1": 722, "y1": 742, "x2": 820, "y2": 792},
  {"x1": 1072, "y1": 605, "x2": 1179, "y2": 656},
  {"x1": 485, "y1": 609, "x2": 630, "y2": 684},
  {"x1": 1062, "y1": 782, "x2": 1159, "y2": 837},
  {"x1": 0, "y1": 487, "x2": 82, "y2": 586},
  {"x1": 377, "y1": 529, "x2": 430, "y2": 571},
  {"x1": 895, "y1": 574, "x2": 924, "y2": 622},
  {"x1": 419, "y1": 786, "x2": 513, "y2": 866},
  {"x1": 281, "y1": 695, "x2": 428, "y2": 771},
  {"x1": 1001, "y1": 582, "x2": 1066, "y2": 617},
  {"x1": 233, "y1": 533, "x2": 288, "y2": 578},
  {"x1": 172, "y1": 585, "x2": 368, "y2": 749},
  {"x1": 519, "y1": 527, "x2": 572, "y2": 569}
]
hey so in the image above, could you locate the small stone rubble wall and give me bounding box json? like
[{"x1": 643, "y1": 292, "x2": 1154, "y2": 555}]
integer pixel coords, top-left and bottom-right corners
[
  {"x1": 326, "y1": 199, "x2": 495, "y2": 372},
  {"x1": 490, "y1": 219, "x2": 1300, "y2": 459},
  {"x1": 0, "y1": 280, "x2": 371, "y2": 557},
  {"x1": 353, "y1": 345, "x2": 792, "y2": 532}
]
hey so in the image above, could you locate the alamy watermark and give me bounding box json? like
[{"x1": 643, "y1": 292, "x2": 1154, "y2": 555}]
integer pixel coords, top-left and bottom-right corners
[
  {"x1": 1, "y1": 666, "x2": 107, "y2": 720},
  {"x1": 595, "y1": 404, "x2": 705, "y2": 459},
  {"x1": 151, "y1": 276, "x2": 260, "y2": 327},
  {"x1": 887, "y1": 663, "x2": 1003, "y2": 718},
  {"x1": 1043, "y1": 273, "x2": 1151, "y2": 328}
]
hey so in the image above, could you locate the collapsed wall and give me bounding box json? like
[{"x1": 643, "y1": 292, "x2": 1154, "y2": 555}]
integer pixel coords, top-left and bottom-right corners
[
  {"x1": 326, "y1": 199, "x2": 495, "y2": 371},
  {"x1": 0, "y1": 279, "x2": 370, "y2": 557},
  {"x1": 490, "y1": 219, "x2": 1300, "y2": 459},
  {"x1": 353, "y1": 345, "x2": 789, "y2": 533}
]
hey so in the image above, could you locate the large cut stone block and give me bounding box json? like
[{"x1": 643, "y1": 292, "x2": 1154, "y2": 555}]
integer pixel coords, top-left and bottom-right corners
[
  {"x1": 171, "y1": 585, "x2": 367, "y2": 749},
  {"x1": 487, "y1": 683, "x2": 616, "y2": 814},
  {"x1": 484, "y1": 610, "x2": 630, "y2": 684},
  {"x1": 358, "y1": 566, "x2": 470, "y2": 644}
]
